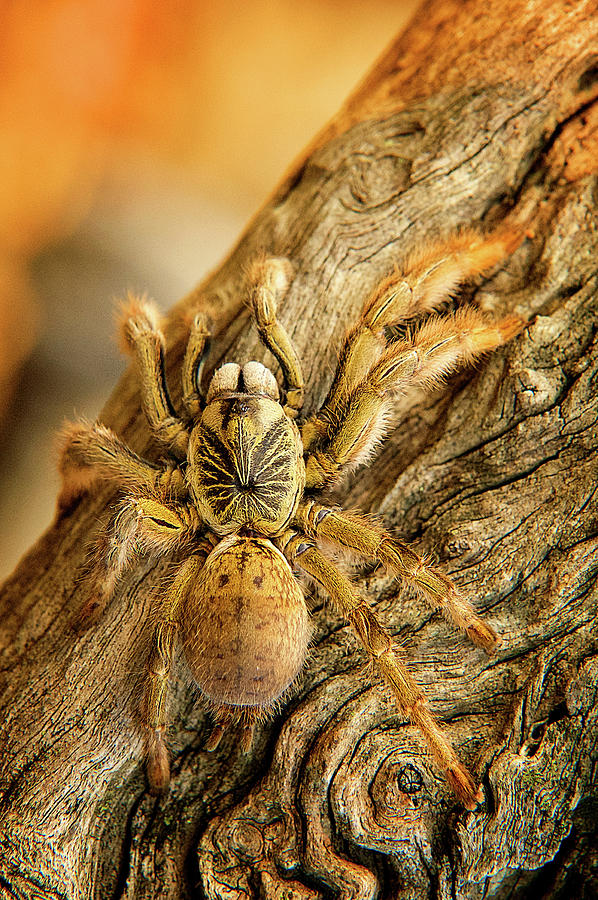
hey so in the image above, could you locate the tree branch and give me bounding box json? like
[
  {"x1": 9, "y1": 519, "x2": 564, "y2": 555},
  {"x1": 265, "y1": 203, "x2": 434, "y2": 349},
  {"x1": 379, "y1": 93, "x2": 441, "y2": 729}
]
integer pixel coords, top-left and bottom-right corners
[{"x1": 1, "y1": 1, "x2": 597, "y2": 898}]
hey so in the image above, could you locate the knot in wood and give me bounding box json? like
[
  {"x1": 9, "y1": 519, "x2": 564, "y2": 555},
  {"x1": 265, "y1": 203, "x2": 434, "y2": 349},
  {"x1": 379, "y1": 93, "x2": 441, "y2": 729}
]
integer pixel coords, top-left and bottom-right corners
[
  {"x1": 230, "y1": 820, "x2": 264, "y2": 863},
  {"x1": 397, "y1": 763, "x2": 424, "y2": 794}
]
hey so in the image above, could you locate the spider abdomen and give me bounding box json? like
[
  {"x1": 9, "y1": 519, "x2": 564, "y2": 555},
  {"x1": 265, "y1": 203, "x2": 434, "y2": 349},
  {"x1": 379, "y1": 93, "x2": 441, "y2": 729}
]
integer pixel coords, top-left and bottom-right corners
[{"x1": 181, "y1": 535, "x2": 311, "y2": 708}]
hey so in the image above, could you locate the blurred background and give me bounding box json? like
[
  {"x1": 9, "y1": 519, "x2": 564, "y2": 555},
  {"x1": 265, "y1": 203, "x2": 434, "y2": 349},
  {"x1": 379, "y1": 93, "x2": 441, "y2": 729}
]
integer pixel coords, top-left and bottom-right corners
[{"x1": 0, "y1": 0, "x2": 419, "y2": 578}]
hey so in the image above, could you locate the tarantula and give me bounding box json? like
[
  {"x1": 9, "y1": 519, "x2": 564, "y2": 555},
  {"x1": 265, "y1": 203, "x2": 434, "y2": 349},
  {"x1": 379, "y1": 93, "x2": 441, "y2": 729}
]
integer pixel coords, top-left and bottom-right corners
[{"x1": 60, "y1": 229, "x2": 521, "y2": 808}]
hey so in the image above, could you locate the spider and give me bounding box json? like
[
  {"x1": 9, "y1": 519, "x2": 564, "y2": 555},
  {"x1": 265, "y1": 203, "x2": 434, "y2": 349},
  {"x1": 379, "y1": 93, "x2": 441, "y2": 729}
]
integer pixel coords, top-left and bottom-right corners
[{"x1": 59, "y1": 228, "x2": 522, "y2": 809}]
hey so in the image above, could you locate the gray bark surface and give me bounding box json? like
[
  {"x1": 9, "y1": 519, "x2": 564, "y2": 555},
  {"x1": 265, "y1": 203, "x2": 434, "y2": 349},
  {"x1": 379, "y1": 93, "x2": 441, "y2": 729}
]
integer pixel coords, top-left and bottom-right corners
[{"x1": 1, "y1": 1, "x2": 597, "y2": 898}]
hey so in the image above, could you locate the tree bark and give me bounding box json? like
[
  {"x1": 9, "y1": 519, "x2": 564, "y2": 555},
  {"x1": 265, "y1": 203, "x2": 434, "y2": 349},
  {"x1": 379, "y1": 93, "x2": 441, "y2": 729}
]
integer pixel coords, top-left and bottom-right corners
[{"x1": 1, "y1": 1, "x2": 598, "y2": 898}]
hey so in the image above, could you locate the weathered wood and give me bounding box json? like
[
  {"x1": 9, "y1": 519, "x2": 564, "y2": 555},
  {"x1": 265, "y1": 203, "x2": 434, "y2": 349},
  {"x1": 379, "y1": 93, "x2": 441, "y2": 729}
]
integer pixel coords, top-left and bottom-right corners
[{"x1": 1, "y1": 1, "x2": 598, "y2": 898}]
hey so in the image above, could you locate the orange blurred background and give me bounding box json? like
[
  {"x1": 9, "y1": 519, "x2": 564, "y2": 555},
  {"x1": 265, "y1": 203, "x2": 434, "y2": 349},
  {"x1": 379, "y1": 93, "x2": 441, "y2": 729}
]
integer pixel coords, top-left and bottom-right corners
[{"x1": 0, "y1": 0, "x2": 418, "y2": 577}]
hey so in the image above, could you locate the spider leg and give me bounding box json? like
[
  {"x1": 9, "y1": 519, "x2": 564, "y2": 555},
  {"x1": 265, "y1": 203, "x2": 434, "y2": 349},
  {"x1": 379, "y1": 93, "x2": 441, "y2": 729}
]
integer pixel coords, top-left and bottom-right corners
[
  {"x1": 180, "y1": 311, "x2": 211, "y2": 419},
  {"x1": 143, "y1": 543, "x2": 213, "y2": 793},
  {"x1": 302, "y1": 227, "x2": 520, "y2": 453},
  {"x1": 294, "y1": 500, "x2": 497, "y2": 652},
  {"x1": 58, "y1": 421, "x2": 187, "y2": 511},
  {"x1": 76, "y1": 493, "x2": 201, "y2": 630},
  {"x1": 120, "y1": 294, "x2": 190, "y2": 459},
  {"x1": 304, "y1": 304, "x2": 522, "y2": 491},
  {"x1": 280, "y1": 529, "x2": 483, "y2": 809},
  {"x1": 248, "y1": 257, "x2": 305, "y2": 418}
]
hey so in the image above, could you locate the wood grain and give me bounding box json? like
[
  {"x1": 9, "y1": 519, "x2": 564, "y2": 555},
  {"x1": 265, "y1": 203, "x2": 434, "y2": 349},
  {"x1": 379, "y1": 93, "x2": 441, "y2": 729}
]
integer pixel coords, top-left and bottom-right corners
[{"x1": 1, "y1": 1, "x2": 597, "y2": 897}]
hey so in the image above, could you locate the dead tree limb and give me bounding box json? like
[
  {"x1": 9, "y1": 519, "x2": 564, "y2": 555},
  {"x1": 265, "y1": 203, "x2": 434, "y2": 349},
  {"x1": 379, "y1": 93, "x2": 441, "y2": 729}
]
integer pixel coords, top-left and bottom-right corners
[{"x1": 1, "y1": 1, "x2": 598, "y2": 898}]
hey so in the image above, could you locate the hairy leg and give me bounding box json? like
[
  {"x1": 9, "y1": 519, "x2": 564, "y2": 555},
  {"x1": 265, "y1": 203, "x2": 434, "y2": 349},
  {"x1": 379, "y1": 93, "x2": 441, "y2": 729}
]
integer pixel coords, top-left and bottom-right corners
[
  {"x1": 181, "y1": 311, "x2": 211, "y2": 419},
  {"x1": 302, "y1": 227, "x2": 520, "y2": 453},
  {"x1": 143, "y1": 545, "x2": 213, "y2": 792},
  {"x1": 58, "y1": 421, "x2": 187, "y2": 511},
  {"x1": 304, "y1": 305, "x2": 522, "y2": 490},
  {"x1": 294, "y1": 500, "x2": 497, "y2": 652},
  {"x1": 247, "y1": 257, "x2": 305, "y2": 418},
  {"x1": 76, "y1": 493, "x2": 200, "y2": 630},
  {"x1": 120, "y1": 294, "x2": 190, "y2": 459},
  {"x1": 280, "y1": 529, "x2": 484, "y2": 809}
]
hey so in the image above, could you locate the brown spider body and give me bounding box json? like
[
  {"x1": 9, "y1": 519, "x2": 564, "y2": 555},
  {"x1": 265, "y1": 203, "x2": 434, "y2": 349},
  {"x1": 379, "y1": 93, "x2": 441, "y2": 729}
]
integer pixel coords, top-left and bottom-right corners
[
  {"x1": 181, "y1": 535, "x2": 311, "y2": 709},
  {"x1": 60, "y1": 232, "x2": 523, "y2": 807}
]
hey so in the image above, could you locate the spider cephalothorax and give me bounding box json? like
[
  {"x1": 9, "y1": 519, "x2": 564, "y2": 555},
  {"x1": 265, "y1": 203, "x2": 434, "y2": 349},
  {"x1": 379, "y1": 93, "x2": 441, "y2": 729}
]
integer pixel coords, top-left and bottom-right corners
[
  {"x1": 60, "y1": 231, "x2": 522, "y2": 808},
  {"x1": 188, "y1": 362, "x2": 305, "y2": 534}
]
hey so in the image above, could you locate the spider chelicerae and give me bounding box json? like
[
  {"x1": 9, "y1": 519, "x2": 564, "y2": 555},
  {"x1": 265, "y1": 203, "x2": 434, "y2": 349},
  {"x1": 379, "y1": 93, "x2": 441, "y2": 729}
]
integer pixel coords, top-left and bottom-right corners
[{"x1": 60, "y1": 229, "x2": 521, "y2": 808}]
